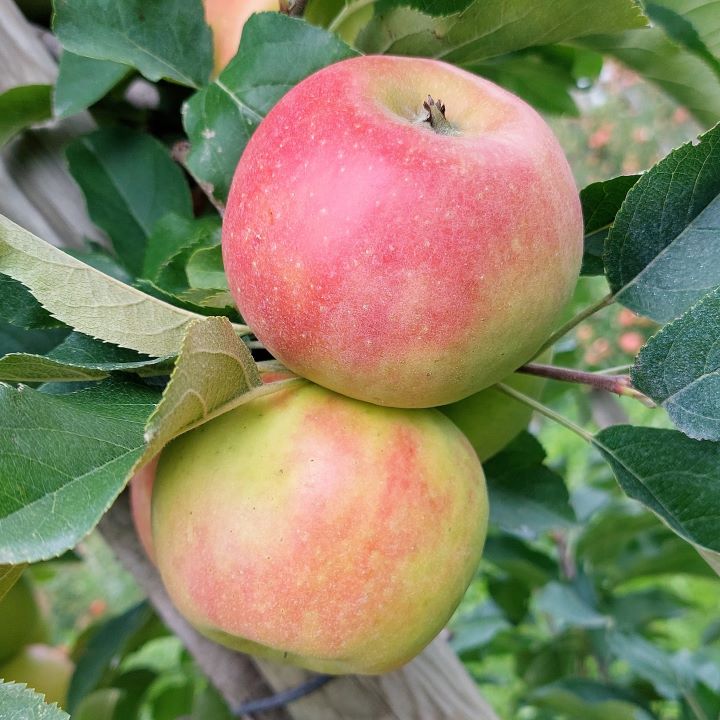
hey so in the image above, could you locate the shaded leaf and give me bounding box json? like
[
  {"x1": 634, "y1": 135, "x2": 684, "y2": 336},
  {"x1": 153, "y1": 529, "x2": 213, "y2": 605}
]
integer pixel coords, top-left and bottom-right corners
[
  {"x1": 183, "y1": 13, "x2": 358, "y2": 202},
  {"x1": 595, "y1": 426, "x2": 720, "y2": 569},
  {"x1": 0, "y1": 564, "x2": 26, "y2": 603},
  {"x1": 633, "y1": 286, "x2": 720, "y2": 440},
  {"x1": 53, "y1": 0, "x2": 212, "y2": 87},
  {"x1": 605, "y1": 123, "x2": 720, "y2": 322},
  {"x1": 534, "y1": 582, "x2": 610, "y2": 630},
  {"x1": 54, "y1": 52, "x2": 130, "y2": 118},
  {"x1": 185, "y1": 245, "x2": 228, "y2": 290},
  {"x1": 580, "y1": 175, "x2": 640, "y2": 276},
  {"x1": 0, "y1": 275, "x2": 65, "y2": 331},
  {"x1": 0, "y1": 215, "x2": 226, "y2": 357},
  {"x1": 0, "y1": 379, "x2": 159, "y2": 563},
  {"x1": 483, "y1": 534, "x2": 557, "y2": 588},
  {"x1": 0, "y1": 85, "x2": 52, "y2": 147},
  {"x1": 67, "y1": 128, "x2": 192, "y2": 276},
  {"x1": 0, "y1": 681, "x2": 70, "y2": 719},
  {"x1": 485, "y1": 433, "x2": 575, "y2": 538}
]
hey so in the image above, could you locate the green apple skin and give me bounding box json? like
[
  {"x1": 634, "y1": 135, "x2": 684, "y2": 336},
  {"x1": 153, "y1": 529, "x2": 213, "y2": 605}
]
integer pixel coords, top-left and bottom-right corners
[
  {"x1": 152, "y1": 380, "x2": 488, "y2": 675},
  {"x1": 0, "y1": 644, "x2": 74, "y2": 708},
  {"x1": 440, "y1": 351, "x2": 552, "y2": 461},
  {"x1": 0, "y1": 575, "x2": 46, "y2": 664},
  {"x1": 223, "y1": 55, "x2": 583, "y2": 408}
]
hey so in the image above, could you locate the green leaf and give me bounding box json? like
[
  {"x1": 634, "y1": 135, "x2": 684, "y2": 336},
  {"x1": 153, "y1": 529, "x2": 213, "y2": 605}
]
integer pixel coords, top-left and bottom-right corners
[
  {"x1": 0, "y1": 333, "x2": 173, "y2": 383},
  {"x1": 183, "y1": 13, "x2": 358, "y2": 202},
  {"x1": 0, "y1": 321, "x2": 67, "y2": 361},
  {"x1": 605, "y1": 123, "x2": 720, "y2": 322},
  {"x1": 534, "y1": 582, "x2": 610, "y2": 630},
  {"x1": 632, "y1": 286, "x2": 720, "y2": 440},
  {"x1": 579, "y1": 28, "x2": 720, "y2": 127},
  {"x1": 595, "y1": 425, "x2": 720, "y2": 567},
  {"x1": 580, "y1": 175, "x2": 640, "y2": 276},
  {"x1": 645, "y1": 2, "x2": 720, "y2": 79},
  {"x1": 0, "y1": 564, "x2": 26, "y2": 603},
  {"x1": 68, "y1": 602, "x2": 153, "y2": 712},
  {"x1": 484, "y1": 433, "x2": 575, "y2": 538},
  {"x1": 0, "y1": 215, "x2": 226, "y2": 357},
  {"x1": 0, "y1": 275, "x2": 65, "y2": 331},
  {"x1": 483, "y1": 534, "x2": 558, "y2": 588},
  {"x1": 54, "y1": 52, "x2": 130, "y2": 119},
  {"x1": 0, "y1": 681, "x2": 70, "y2": 719},
  {"x1": 185, "y1": 245, "x2": 228, "y2": 290},
  {"x1": 66, "y1": 128, "x2": 192, "y2": 276},
  {"x1": 528, "y1": 678, "x2": 654, "y2": 720},
  {"x1": 608, "y1": 588, "x2": 686, "y2": 631},
  {"x1": 0, "y1": 379, "x2": 159, "y2": 562},
  {"x1": 450, "y1": 603, "x2": 511, "y2": 656},
  {"x1": 356, "y1": 0, "x2": 647, "y2": 61},
  {"x1": 53, "y1": 0, "x2": 212, "y2": 88},
  {"x1": 0, "y1": 85, "x2": 52, "y2": 148},
  {"x1": 140, "y1": 316, "x2": 264, "y2": 465}
]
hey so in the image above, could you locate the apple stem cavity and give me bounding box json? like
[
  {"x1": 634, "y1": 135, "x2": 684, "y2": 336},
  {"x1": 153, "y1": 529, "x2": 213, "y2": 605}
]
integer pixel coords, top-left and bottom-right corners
[{"x1": 422, "y1": 95, "x2": 457, "y2": 136}]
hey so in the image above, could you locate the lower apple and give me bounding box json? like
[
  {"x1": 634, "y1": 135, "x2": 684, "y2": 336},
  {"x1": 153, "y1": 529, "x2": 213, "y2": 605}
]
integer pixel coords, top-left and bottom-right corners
[
  {"x1": 0, "y1": 644, "x2": 74, "y2": 708},
  {"x1": 152, "y1": 379, "x2": 488, "y2": 674}
]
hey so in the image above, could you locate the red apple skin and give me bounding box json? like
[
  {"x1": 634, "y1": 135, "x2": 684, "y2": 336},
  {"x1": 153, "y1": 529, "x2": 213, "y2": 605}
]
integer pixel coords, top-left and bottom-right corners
[
  {"x1": 0, "y1": 644, "x2": 74, "y2": 708},
  {"x1": 129, "y1": 457, "x2": 159, "y2": 563},
  {"x1": 152, "y1": 380, "x2": 488, "y2": 675},
  {"x1": 204, "y1": 0, "x2": 278, "y2": 77},
  {"x1": 223, "y1": 55, "x2": 583, "y2": 409}
]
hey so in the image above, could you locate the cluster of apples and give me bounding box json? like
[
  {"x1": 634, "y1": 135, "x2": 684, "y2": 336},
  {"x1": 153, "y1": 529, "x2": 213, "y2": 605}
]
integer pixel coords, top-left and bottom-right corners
[
  {"x1": 0, "y1": 575, "x2": 74, "y2": 706},
  {"x1": 131, "y1": 53, "x2": 582, "y2": 674}
]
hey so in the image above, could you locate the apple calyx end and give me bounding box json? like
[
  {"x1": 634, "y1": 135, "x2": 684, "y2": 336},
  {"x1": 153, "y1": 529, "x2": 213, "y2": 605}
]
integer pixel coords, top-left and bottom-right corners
[{"x1": 422, "y1": 95, "x2": 457, "y2": 136}]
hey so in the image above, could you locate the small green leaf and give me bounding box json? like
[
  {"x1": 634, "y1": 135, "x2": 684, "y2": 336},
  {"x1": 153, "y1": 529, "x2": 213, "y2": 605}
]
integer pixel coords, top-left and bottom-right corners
[
  {"x1": 141, "y1": 316, "x2": 264, "y2": 465},
  {"x1": 67, "y1": 128, "x2": 192, "y2": 276},
  {"x1": 534, "y1": 582, "x2": 610, "y2": 630},
  {"x1": 53, "y1": 0, "x2": 212, "y2": 88},
  {"x1": 0, "y1": 564, "x2": 26, "y2": 602},
  {"x1": 605, "y1": 123, "x2": 720, "y2": 322},
  {"x1": 0, "y1": 333, "x2": 173, "y2": 383},
  {"x1": 632, "y1": 286, "x2": 720, "y2": 441},
  {"x1": 484, "y1": 433, "x2": 575, "y2": 538},
  {"x1": 356, "y1": 0, "x2": 647, "y2": 61},
  {"x1": 54, "y1": 52, "x2": 130, "y2": 118},
  {"x1": 185, "y1": 245, "x2": 228, "y2": 290},
  {"x1": 596, "y1": 425, "x2": 720, "y2": 560},
  {"x1": 183, "y1": 13, "x2": 358, "y2": 202},
  {"x1": 483, "y1": 534, "x2": 558, "y2": 588},
  {"x1": 0, "y1": 379, "x2": 159, "y2": 564},
  {"x1": 0, "y1": 85, "x2": 52, "y2": 148},
  {"x1": 0, "y1": 681, "x2": 70, "y2": 719},
  {"x1": 68, "y1": 602, "x2": 153, "y2": 712},
  {"x1": 580, "y1": 175, "x2": 640, "y2": 276},
  {"x1": 0, "y1": 215, "x2": 231, "y2": 357}
]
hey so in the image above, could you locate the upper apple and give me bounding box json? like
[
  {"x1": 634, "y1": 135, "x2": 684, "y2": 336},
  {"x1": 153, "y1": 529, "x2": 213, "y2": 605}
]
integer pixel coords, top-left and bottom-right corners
[{"x1": 223, "y1": 55, "x2": 583, "y2": 408}]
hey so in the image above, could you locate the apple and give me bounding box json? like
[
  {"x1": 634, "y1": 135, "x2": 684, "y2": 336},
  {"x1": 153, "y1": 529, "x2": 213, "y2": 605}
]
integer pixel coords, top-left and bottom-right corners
[
  {"x1": 204, "y1": 0, "x2": 279, "y2": 77},
  {"x1": 441, "y1": 351, "x2": 552, "y2": 461},
  {"x1": 129, "y1": 456, "x2": 158, "y2": 563},
  {"x1": 152, "y1": 379, "x2": 488, "y2": 674},
  {"x1": 223, "y1": 55, "x2": 583, "y2": 409},
  {"x1": 0, "y1": 644, "x2": 74, "y2": 708},
  {"x1": 0, "y1": 574, "x2": 47, "y2": 664}
]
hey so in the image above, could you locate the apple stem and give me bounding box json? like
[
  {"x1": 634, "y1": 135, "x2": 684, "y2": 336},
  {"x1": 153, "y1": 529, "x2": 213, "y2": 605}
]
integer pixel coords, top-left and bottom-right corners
[
  {"x1": 423, "y1": 96, "x2": 457, "y2": 136},
  {"x1": 534, "y1": 292, "x2": 615, "y2": 356},
  {"x1": 517, "y1": 362, "x2": 655, "y2": 406}
]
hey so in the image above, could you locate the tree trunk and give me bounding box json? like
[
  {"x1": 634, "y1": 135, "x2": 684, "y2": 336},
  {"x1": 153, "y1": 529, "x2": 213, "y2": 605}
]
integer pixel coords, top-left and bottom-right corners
[{"x1": 0, "y1": 3, "x2": 498, "y2": 717}]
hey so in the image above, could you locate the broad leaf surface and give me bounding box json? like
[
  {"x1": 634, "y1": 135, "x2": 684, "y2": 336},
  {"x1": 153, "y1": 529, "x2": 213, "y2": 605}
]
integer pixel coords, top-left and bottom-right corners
[
  {"x1": 632, "y1": 286, "x2": 720, "y2": 440},
  {"x1": 54, "y1": 52, "x2": 130, "y2": 119},
  {"x1": 356, "y1": 0, "x2": 647, "y2": 61},
  {"x1": 605, "y1": 123, "x2": 720, "y2": 322},
  {"x1": 185, "y1": 245, "x2": 228, "y2": 290},
  {"x1": 0, "y1": 682, "x2": 70, "y2": 719},
  {"x1": 67, "y1": 128, "x2": 192, "y2": 275},
  {"x1": 183, "y1": 13, "x2": 358, "y2": 202},
  {"x1": 534, "y1": 582, "x2": 609, "y2": 630},
  {"x1": 0, "y1": 275, "x2": 65, "y2": 331},
  {"x1": 484, "y1": 433, "x2": 575, "y2": 538},
  {"x1": 0, "y1": 85, "x2": 52, "y2": 148},
  {"x1": 595, "y1": 426, "x2": 720, "y2": 568},
  {"x1": 580, "y1": 175, "x2": 640, "y2": 276},
  {"x1": 53, "y1": 0, "x2": 212, "y2": 87},
  {"x1": 0, "y1": 215, "x2": 218, "y2": 357},
  {"x1": 0, "y1": 380, "x2": 159, "y2": 564}
]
